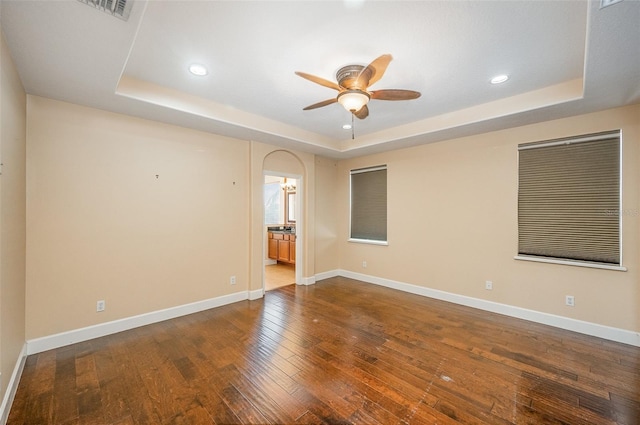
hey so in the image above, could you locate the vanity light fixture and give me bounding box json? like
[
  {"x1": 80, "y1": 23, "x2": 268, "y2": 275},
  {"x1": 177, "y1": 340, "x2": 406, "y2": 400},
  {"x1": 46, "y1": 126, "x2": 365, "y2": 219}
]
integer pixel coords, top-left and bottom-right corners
[
  {"x1": 490, "y1": 74, "x2": 509, "y2": 84},
  {"x1": 189, "y1": 64, "x2": 208, "y2": 76},
  {"x1": 342, "y1": 124, "x2": 352, "y2": 130}
]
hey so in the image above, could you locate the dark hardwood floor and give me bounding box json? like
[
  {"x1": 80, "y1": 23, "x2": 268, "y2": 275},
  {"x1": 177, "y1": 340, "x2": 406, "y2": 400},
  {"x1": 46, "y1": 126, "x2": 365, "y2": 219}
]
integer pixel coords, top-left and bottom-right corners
[{"x1": 8, "y1": 277, "x2": 640, "y2": 424}]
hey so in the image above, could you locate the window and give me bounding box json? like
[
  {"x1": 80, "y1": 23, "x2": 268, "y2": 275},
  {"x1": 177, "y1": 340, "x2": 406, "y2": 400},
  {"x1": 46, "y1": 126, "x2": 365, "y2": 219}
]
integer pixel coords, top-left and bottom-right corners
[
  {"x1": 350, "y1": 165, "x2": 387, "y2": 244},
  {"x1": 517, "y1": 130, "x2": 622, "y2": 268},
  {"x1": 264, "y1": 182, "x2": 282, "y2": 225}
]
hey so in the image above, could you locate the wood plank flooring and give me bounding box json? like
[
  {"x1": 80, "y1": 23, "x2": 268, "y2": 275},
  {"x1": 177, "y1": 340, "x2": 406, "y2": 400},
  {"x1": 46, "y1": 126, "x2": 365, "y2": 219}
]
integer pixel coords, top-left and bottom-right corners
[{"x1": 8, "y1": 277, "x2": 640, "y2": 424}]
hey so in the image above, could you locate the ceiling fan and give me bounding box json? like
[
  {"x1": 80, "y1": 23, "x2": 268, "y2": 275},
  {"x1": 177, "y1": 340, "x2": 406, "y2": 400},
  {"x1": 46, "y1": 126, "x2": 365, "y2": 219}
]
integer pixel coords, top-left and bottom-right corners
[{"x1": 295, "y1": 54, "x2": 421, "y2": 120}]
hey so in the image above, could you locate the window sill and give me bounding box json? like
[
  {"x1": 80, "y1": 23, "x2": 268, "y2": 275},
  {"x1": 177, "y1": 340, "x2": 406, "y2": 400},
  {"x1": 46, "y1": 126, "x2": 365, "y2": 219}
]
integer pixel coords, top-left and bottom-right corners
[
  {"x1": 514, "y1": 255, "x2": 627, "y2": 272},
  {"x1": 348, "y1": 238, "x2": 388, "y2": 246}
]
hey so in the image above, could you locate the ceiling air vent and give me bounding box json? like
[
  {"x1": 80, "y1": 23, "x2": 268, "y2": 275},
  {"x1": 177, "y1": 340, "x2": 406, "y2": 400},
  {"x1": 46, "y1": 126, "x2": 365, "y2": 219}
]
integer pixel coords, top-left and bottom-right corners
[
  {"x1": 600, "y1": 0, "x2": 623, "y2": 9},
  {"x1": 77, "y1": 0, "x2": 132, "y2": 21}
]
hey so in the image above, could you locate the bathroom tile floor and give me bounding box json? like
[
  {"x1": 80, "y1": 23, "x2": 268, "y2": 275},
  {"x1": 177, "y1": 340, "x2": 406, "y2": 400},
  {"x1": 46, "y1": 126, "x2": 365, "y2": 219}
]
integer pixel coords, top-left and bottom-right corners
[{"x1": 265, "y1": 262, "x2": 295, "y2": 291}]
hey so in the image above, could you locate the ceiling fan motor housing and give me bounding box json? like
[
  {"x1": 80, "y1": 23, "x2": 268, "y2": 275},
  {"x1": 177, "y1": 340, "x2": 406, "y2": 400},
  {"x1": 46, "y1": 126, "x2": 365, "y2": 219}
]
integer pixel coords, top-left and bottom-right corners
[{"x1": 337, "y1": 65, "x2": 372, "y2": 90}]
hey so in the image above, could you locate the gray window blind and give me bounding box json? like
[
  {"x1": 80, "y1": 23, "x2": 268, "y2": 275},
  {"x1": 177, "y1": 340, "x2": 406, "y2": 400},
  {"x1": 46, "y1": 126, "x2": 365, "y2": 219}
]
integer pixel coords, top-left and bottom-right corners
[
  {"x1": 350, "y1": 166, "x2": 387, "y2": 242},
  {"x1": 518, "y1": 131, "x2": 621, "y2": 265}
]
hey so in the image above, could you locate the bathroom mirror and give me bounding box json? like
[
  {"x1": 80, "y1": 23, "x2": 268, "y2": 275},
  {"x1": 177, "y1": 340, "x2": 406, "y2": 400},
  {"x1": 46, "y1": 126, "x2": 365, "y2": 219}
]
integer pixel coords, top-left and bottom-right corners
[{"x1": 286, "y1": 191, "x2": 296, "y2": 223}]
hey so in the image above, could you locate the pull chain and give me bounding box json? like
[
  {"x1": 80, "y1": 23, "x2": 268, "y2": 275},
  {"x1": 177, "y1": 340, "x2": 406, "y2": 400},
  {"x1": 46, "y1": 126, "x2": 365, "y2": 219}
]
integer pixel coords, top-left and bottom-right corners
[{"x1": 351, "y1": 112, "x2": 355, "y2": 140}]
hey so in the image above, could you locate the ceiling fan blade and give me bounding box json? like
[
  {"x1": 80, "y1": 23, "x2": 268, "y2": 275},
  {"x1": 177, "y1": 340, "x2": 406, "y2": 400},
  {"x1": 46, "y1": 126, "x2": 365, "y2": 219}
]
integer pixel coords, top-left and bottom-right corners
[
  {"x1": 370, "y1": 89, "x2": 421, "y2": 101},
  {"x1": 295, "y1": 71, "x2": 341, "y2": 91},
  {"x1": 353, "y1": 105, "x2": 369, "y2": 119},
  {"x1": 303, "y1": 98, "x2": 338, "y2": 110},
  {"x1": 355, "y1": 54, "x2": 393, "y2": 89}
]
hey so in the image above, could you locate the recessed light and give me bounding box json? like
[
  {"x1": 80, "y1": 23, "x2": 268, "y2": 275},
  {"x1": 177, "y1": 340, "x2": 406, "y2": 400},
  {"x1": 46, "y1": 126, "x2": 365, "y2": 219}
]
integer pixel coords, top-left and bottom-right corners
[
  {"x1": 490, "y1": 74, "x2": 509, "y2": 84},
  {"x1": 189, "y1": 64, "x2": 208, "y2": 76},
  {"x1": 342, "y1": 124, "x2": 352, "y2": 130},
  {"x1": 344, "y1": 0, "x2": 366, "y2": 9}
]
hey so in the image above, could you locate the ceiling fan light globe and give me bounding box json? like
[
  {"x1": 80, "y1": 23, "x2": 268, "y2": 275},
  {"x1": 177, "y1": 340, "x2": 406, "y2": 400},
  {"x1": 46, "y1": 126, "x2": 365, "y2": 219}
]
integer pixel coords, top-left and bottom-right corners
[{"x1": 337, "y1": 90, "x2": 370, "y2": 113}]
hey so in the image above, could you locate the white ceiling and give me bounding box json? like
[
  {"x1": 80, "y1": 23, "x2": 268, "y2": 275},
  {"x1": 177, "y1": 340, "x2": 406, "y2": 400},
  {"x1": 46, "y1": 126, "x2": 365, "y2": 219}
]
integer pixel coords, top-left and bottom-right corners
[{"x1": 1, "y1": 0, "x2": 639, "y2": 158}]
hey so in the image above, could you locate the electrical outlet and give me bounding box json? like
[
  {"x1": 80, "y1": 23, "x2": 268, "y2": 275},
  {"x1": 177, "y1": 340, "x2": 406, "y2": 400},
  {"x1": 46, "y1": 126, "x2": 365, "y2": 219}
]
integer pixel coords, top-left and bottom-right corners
[
  {"x1": 485, "y1": 281, "x2": 493, "y2": 290},
  {"x1": 362, "y1": 261, "x2": 367, "y2": 268},
  {"x1": 565, "y1": 295, "x2": 575, "y2": 307},
  {"x1": 96, "y1": 300, "x2": 105, "y2": 312},
  {"x1": 230, "y1": 276, "x2": 236, "y2": 285}
]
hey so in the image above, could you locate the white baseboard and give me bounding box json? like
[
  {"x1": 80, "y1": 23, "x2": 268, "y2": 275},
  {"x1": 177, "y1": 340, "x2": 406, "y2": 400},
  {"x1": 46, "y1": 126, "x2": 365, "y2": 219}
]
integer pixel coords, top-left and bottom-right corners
[
  {"x1": 249, "y1": 288, "x2": 264, "y2": 300},
  {"x1": 0, "y1": 343, "x2": 27, "y2": 425},
  {"x1": 314, "y1": 270, "x2": 340, "y2": 282},
  {"x1": 22, "y1": 269, "x2": 640, "y2": 356},
  {"x1": 300, "y1": 275, "x2": 316, "y2": 286},
  {"x1": 26, "y1": 291, "x2": 248, "y2": 355},
  {"x1": 327, "y1": 269, "x2": 640, "y2": 347},
  {"x1": 264, "y1": 259, "x2": 277, "y2": 266}
]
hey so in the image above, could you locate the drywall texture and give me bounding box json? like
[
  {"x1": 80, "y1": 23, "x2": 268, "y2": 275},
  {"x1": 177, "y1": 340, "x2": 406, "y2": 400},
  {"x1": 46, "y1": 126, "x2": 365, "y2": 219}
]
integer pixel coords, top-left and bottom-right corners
[
  {"x1": 26, "y1": 96, "x2": 250, "y2": 339},
  {"x1": 314, "y1": 156, "x2": 340, "y2": 274},
  {"x1": 0, "y1": 27, "x2": 27, "y2": 401},
  {"x1": 20, "y1": 91, "x2": 640, "y2": 342},
  {"x1": 336, "y1": 104, "x2": 640, "y2": 333}
]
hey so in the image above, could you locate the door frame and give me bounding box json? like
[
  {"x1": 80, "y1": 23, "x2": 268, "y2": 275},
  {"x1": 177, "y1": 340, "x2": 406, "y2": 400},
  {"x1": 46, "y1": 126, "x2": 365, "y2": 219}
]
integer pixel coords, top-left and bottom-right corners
[{"x1": 262, "y1": 170, "x2": 303, "y2": 291}]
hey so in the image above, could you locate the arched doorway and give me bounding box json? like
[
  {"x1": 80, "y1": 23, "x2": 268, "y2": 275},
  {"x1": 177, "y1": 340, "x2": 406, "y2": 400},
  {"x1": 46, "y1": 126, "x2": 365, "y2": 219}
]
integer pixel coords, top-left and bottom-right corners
[{"x1": 263, "y1": 150, "x2": 304, "y2": 292}]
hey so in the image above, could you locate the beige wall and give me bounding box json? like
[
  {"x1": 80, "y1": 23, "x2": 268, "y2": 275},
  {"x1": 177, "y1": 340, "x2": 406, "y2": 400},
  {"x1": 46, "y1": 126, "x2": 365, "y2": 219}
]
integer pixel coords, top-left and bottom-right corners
[
  {"x1": 26, "y1": 96, "x2": 250, "y2": 339},
  {"x1": 26, "y1": 97, "x2": 321, "y2": 338},
  {"x1": 17, "y1": 79, "x2": 640, "y2": 344},
  {"x1": 335, "y1": 104, "x2": 640, "y2": 333},
  {"x1": 314, "y1": 156, "x2": 340, "y2": 274},
  {"x1": 0, "y1": 28, "x2": 27, "y2": 401}
]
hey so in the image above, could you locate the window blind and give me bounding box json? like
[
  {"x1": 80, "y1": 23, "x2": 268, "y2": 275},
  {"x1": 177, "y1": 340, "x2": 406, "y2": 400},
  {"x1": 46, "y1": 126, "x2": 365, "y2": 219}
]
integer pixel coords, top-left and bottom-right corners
[
  {"x1": 518, "y1": 131, "x2": 621, "y2": 265},
  {"x1": 350, "y1": 166, "x2": 387, "y2": 242}
]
